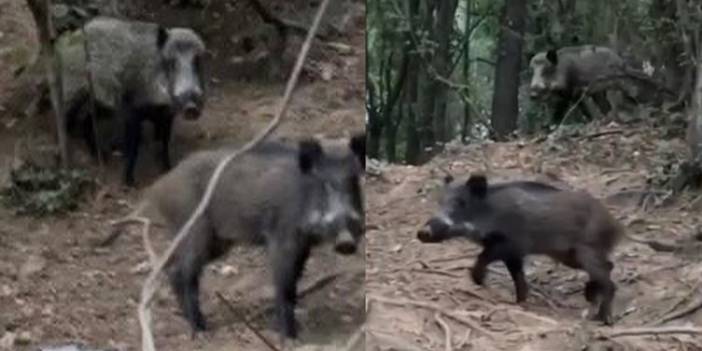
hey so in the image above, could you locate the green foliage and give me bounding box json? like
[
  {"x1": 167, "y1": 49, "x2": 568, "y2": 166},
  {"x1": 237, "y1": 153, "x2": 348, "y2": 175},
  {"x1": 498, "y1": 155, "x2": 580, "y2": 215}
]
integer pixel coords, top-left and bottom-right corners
[
  {"x1": 368, "y1": 0, "x2": 694, "y2": 163},
  {"x1": 1, "y1": 163, "x2": 93, "y2": 217}
]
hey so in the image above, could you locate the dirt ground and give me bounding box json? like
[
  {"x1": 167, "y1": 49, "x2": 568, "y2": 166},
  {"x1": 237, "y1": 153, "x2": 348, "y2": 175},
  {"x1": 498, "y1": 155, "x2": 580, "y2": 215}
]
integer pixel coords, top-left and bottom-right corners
[
  {"x1": 0, "y1": 1, "x2": 365, "y2": 350},
  {"x1": 365, "y1": 121, "x2": 702, "y2": 350}
]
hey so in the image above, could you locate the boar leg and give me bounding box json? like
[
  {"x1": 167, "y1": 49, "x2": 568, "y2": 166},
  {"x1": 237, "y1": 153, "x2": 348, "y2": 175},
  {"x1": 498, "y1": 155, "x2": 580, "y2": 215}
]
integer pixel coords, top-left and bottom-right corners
[
  {"x1": 269, "y1": 237, "x2": 311, "y2": 339},
  {"x1": 584, "y1": 280, "x2": 600, "y2": 303},
  {"x1": 122, "y1": 109, "x2": 143, "y2": 186},
  {"x1": 552, "y1": 95, "x2": 572, "y2": 125},
  {"x1": 471, "y1": 233, "x2": 528, "y2": 302},
  {"x1": 577, "y1": 248, "x2": 616, "y2": 325},
  {"x1": 168, "y1": 222, "x2": 213, "y2": 333},
  {"x1": 150, "y1": 108, "x2": 174, "y2": 171}
]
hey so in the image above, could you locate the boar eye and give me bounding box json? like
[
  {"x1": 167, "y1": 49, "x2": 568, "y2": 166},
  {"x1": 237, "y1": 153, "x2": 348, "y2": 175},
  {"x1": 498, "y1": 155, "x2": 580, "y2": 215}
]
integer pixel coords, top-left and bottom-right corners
[{"x1": 456, "y1": 198, "x2": 466, "y2": 208}]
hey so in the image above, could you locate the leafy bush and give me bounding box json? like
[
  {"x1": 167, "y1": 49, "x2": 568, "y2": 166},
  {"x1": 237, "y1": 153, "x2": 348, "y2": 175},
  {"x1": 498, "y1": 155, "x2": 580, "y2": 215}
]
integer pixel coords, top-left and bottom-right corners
[{"x1": 1, "y1": 163, "x2": 93, "y2": 216}]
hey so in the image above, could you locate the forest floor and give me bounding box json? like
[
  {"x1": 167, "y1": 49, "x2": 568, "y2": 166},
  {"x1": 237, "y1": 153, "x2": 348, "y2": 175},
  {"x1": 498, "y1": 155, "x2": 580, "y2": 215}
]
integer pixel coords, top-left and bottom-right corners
[
  {"x1": 365, "y1": 119, "x2": 702, "y2": 350},
  {"x1": 0, "y1": 1, "x2": 365, "y2": 350}
]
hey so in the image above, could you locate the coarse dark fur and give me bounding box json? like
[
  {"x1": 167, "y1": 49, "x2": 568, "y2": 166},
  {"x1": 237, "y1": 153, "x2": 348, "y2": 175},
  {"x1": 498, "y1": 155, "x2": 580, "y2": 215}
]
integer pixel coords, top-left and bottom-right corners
[
  {"x1": 417, "y1": 174, "x2": 624, "y2": 325},
  {"x1": 143, "y1": 134, "x2": 365, "y2": 338},
  {"x1": 58, "y1": 17, "x2": 207, "y2": 186},
  {"x1": 529, "y1": 45, "x2": 671, "y2": 124}
]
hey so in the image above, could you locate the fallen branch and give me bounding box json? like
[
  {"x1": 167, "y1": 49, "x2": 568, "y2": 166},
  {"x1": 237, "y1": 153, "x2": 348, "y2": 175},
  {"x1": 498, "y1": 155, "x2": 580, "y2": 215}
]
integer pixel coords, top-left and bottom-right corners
[
  {"x1": 367, "y1": 294, "x2": 497, "y2": 339},
  {"x1": 602, "y1": 326, "x2": 702, "y2": 338},
  {"x1": 137, "y1": 1, "x2": 332, "y2": 350},
  {"x1": 580, "y1": 130, "x2": 625, "y2": 140},
  {"x1": 247, "y1": 270, "x2": 349, "y2": 322},
  {"x1": 411, "y1": 268, "x2": 463, "y2": 279},
  {"x1": 216, "y1": 292, "x2": 280, "y2": 351},
  {"x1": 342, "y1": 324, "x2": 365, "y2": 351},
  {"x1": 434, "y1": 313, "x2": 453, "y2": 351},
  {"x1": 654, "y1": 279, "x2": 702, "y2": 326}
]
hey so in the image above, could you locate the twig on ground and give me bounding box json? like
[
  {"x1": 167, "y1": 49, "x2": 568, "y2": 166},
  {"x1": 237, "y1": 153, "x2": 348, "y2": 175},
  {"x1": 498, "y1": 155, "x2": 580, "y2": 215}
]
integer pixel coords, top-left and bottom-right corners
[
  {"x1": 434, "y1": 313, "x2": 453, "y2": 351},
  {"x1": 651, "y1": 279, "x2": 702, "y2": 325},
  {"x1": 216, "y1": 292, "x2": 280, "y2": 351},
  {"x1": 453, "y1": 287, "x2": 495, "y2": 303},
  {"x1": 602, "y1": 326, "x2": 702, "y2": 338},
  {"x1": 248, "y1": 270, "x2": 346, "y2": 321},
  {"x1": 657, "y1": 298, "x2": 702, "y2": 325},
  {"x1": 428, "y1": 254, "x2": 475, "y2": 264},
  {"x1": 368, "y1": 294, "x2": 497, "y2": 339},
  {"x1": 506, "y1": 308, "x2": 560, "y2": 326},
  {"x1": 342, "y1": 324, "x2": 365, "y2": 351},
  {"x1": 455, "y1": 330, "x2": 472, "y2": 349},
  {"x1": 580, "y1": 130, "x2": 625, "y2": 140},
  {"x1": 411, "y1": 268, "x2": 463, "y2": 279},
  {"x1": 366, "y1": 329, "x2": 431, "y2": 351},
  {"x1": 136, "y1": 1, "x2": 332, "y2": 350}
]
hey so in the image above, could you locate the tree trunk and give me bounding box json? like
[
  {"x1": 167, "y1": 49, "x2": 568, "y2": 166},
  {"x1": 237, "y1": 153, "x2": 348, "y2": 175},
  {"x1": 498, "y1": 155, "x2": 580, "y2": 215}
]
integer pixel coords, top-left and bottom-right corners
[
  {"x1": 686, "y1": 4, "x2": 702, "y2": 163},
  {"x1": 27, "y1": 0, "x2": 70, "y2": 167},
  {"x1": 384, "y1": 110, "x2": 398, "y2": 162},
  {"x1": 366, "y1": 77, "x2": 382, "y2": 159},
  {"x1": 405, "y1": 98, "x2": 420, "y2": 165},
  {"x1": 432, "y1": 0, "x2": 458, "y2": 147},
  {"x1": 490, "y1": 0, "x2": 527, "y2": 140},
  {"x1": 418, "y1": 0, "x2": 437, "y2": 160},
  {"x1": 403, "y1": 0, "x2": 421, "y2": 165},
  {"x1": 461, "y1": 0, "x2": 472, "y2": 143}
]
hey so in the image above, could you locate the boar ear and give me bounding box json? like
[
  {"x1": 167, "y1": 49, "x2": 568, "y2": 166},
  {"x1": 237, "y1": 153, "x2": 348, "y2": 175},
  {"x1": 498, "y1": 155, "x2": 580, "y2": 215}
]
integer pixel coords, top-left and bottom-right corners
[
  {"x1": 157, "y1": 26, "x2": 169, "y2": 50},
  {"x1": 298, "y1": 139, "x2": 324, "y2": 174},
  {"x1": 465, "y1": 174, "x2": 488, "y2": 198},
  {"x1": 349, "y1": 133, "x2": 366, "y2": 169},
  {"x1": 546, "y1": 49, "x2": 558, "y2": 65}
]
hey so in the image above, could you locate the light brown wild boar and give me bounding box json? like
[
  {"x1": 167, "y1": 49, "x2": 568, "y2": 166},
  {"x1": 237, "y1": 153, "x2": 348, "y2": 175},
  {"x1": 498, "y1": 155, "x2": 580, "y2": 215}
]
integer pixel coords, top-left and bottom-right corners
[
  {"x1": 417, "y1": 174, "x2": 624, "y2": 325},
  {"x1": 142, "y1": 134, "x2": 365, "y2": 339}
]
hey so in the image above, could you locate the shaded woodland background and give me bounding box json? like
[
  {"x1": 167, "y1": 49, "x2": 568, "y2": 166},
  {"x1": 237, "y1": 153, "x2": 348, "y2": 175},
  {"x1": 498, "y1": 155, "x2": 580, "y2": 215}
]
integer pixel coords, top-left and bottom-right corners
[{"x1": 367, "y1": 0, "x2": 702, "y2": 168}]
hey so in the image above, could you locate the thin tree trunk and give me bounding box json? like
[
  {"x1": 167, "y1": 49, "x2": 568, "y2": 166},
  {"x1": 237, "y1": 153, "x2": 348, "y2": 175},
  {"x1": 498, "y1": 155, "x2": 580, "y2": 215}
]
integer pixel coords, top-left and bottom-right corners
[
  {"x1": 404, "y1": 0, "x2": 421, "y2": 165},
  {"x1": 27, "y1": 0, "x2": 70, "y2": 167},
  {"x1": 490, "y1": 0, "x2": 527, "y2": 140},
  {"x1": 418, "y1": 1, "x2": 437, "y2": 160},
  {"x1": 432, "y1": 0, "x2": 459, "y2": 147},
  {"x1": 461, "y1": 0, "x2": 472, "y2": 143},
  {"x1": 366, "y1": 78, "x2": 382, "y2": 159}
]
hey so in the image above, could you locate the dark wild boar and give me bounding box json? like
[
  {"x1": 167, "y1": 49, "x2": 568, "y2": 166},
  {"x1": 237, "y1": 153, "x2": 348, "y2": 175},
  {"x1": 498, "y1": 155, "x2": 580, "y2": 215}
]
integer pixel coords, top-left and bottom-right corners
[
  {"x1": 142, "y1": 134, "x2": 365, "y2": 338},
  {"x1": 58, "y1": 16, "x2": 207, "y2": 186},
  {"x1": 528, "y1": 45, "x2": 670, "y2": 124},
  {"x1": 417, "y1": 174, "x2": 623, "y2": 325}
]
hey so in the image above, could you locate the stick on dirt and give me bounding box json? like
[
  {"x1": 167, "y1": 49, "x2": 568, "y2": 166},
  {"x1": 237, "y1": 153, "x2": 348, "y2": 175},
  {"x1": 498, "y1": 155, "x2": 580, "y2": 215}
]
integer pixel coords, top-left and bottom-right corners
[
  {"x1": 137, "y1": 0, "x2": 332, "y2": 349},
  {"x1": 603, "y1": 326, "x2": 702, "y2": 338},
  {"x1": 215, "y1": 292, "x2": 280, "y2": 351},
  {"x1": 434, "y1": 313, "x2": 453, "y2": 351},
  {"x1": 368, "y1": 294, "x2": 496, "y2": 339}
]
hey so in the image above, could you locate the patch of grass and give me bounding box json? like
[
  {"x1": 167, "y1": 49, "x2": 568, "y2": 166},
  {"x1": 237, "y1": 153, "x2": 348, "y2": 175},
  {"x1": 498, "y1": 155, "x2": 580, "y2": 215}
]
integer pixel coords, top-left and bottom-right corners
[{"x1": 1, "y1": 162, "x2": 93, "y2": 217}]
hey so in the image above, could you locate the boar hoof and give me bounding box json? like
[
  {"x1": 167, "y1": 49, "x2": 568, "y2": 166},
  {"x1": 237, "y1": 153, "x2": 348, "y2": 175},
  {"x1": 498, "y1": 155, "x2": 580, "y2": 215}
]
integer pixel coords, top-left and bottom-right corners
[
  {"x1": 590, "y1": 311, "x2": 613, "y2": 326},
  {"x1": 470, "y1": 267, "x2": 485, "y2": 286}
]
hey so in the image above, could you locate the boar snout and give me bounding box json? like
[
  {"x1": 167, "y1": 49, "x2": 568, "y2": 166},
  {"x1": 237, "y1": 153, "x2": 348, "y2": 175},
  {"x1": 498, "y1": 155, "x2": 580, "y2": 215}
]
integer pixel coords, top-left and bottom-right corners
[
  {"x1": 334, "y1": 229, "x2": 357, "y2": 255},
  {"x1": 417, "y1": 217, "x2": 450, "y2": 243}
]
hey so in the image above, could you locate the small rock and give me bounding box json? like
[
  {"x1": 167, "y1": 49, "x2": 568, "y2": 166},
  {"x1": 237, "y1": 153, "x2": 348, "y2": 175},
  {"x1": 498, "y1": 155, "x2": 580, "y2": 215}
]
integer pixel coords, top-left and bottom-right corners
[
  {"x1": 218, "y1": 265, "x2": 239, "y2": 276},
  {"x1": 18, "y1": 255, "x2": 46, "y2": 281},
  {"x1": 0, "y1": 332, "x2": 16, "y2": 349},
  {"x1": 130, "y1": 261, "x2": 151, "y2": 275},
  {"x1": 0, "y1": 284, "x2": 14, "y2": 297}
]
